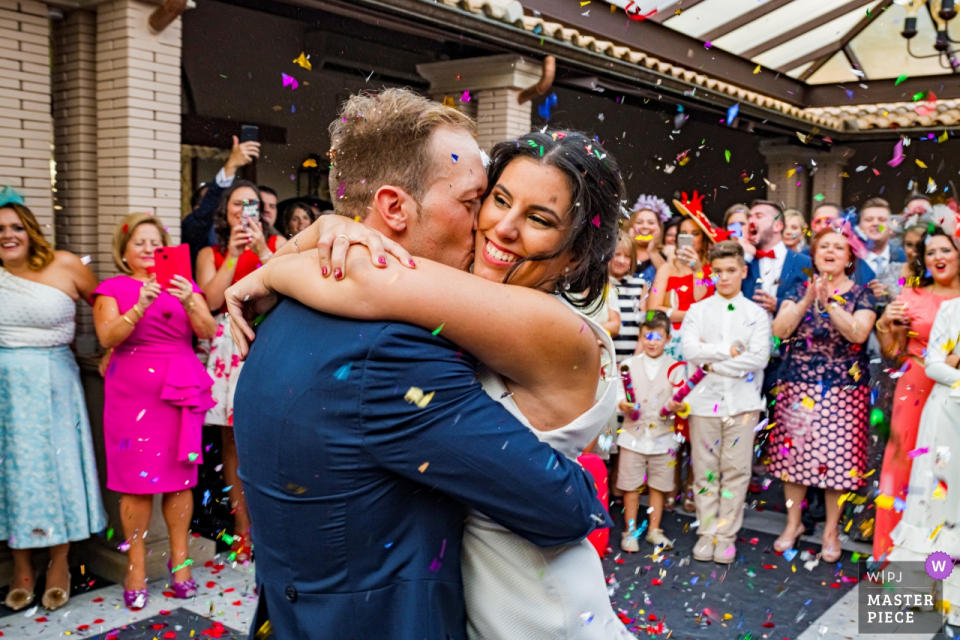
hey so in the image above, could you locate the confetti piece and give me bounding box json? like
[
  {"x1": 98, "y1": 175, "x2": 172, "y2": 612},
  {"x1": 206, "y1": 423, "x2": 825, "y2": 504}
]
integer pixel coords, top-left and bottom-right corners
[
  {"x1": 404, "y1": 387, "x2": 435, "y2": 408},
  {"x1": 281, "y1": 73, "x2": 299, "y2": 90},
  {"x1": 418, "y1": 462, "x2": 429, "y2": 473},
  {"x1": 940, "y1": 130, "x2": 949, "y2": 143},
  {"x1": 783, "y1": 549, "x2": 798, "y2": 561},
  {"x1": 753, "y1": 64, "x2": 761, "y2": 74},
  {"x1": 908, "y1": 447, "x2": 929, "y2": 459},
  {"x1": 724, "y1": 150, "x2": 731, "y2": 163},
  {"x1": 934, "y1": 480, "x2": 948, "y2": 500},
  {"x1": 432, "y1": 323, "x2": 445, "y2": 336},
  {"x1": 136, "y1": 409, "x2": 146, "y2": 421},
  {"x1": 81, "y1": 255, "x2": 91, "y2": 265},
  {"x1": 302, "y1": 158, "x2": 317, "y2": 168},
  {"x1": 726, "y1": 103, "x2": 739, "y2": 126},
  {"x1": 333, "y1": 363, "x2": 352, "y2": 381},
  {"x1": 896, "y1": 74, "x2": 909, "y2": 85},
  {"x1": 916, "y1": 159, "x2": 928, "y2": 169},
  {"x1": 875, "y1": 494, "x2": 894, "y2": 510},
  {"x1": 461, "y1": 90, "x2": 471, "y2": 102},
  {"x1": 451, "y1": 154, "x2": 458, "y2": 164},
  {"x1": 292, "y1": 52, "x2": 311, "y2": 70},
  {"x1": 188, "y1": 452, "x2": 199, "y2": 462},
  {"x1": 591, "y1": 214, "x2": 601, "y2": 227},
  {"x1": 801, "y1": 397, "x2": 815, "y2": 410}
]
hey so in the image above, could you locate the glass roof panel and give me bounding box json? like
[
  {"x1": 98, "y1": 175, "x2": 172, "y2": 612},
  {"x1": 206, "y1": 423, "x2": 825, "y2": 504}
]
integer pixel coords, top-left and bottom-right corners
[
  {"x1": 785, "y1": 60, "x2": 815, "y2": 78},
  {"x1": 712, "y1": 0, "x2": 854, "y2": 56},
  {"x1": 842, "y1": 4, "x2": 957, "y2": 81},
  {"x1": 751, "y1": 8, "x2": 870, "y2": 70},
  {"x1": 659, "y1": 0, "x2": 769, "y2": 39},
  {"x1": 803, "y1": 50, "x2": 856, "y2": 84}
]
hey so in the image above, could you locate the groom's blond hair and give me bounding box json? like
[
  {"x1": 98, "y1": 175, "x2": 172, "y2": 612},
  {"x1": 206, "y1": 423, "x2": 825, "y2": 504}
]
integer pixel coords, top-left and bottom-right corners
[{"x1": 328, "y1": 89, "x2": 477, "y2": 220}]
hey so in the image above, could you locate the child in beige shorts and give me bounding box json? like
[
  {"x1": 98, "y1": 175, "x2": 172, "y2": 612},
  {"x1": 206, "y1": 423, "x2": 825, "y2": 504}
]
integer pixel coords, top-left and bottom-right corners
[{"x1": 617, "y1": 310, "x2": 685, "y2": 552}]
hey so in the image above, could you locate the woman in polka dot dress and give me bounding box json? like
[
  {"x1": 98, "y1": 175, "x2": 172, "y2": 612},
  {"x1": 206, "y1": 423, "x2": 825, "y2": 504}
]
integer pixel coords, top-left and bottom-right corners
[{"x1": 767, "y1": 227, "x2": 877, "y2": 562}]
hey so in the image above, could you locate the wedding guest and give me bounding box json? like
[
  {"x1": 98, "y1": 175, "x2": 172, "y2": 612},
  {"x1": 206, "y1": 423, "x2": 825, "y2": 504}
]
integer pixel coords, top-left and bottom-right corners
[
  {"x1": 874, "y1": 225, "x2": 960, "y2": 560},
  {"x1": 860, "y1": 198, "x2": 907, "y2": 303},
  {"x1": 681, "y1": 241, "x2": 770, "y2": 563},
  {"x1": 195, "y1": 181, "x2": 283, "y2": 562},
  {"x1": 0, "y1": 191, "x2": 106, "y2": 612},
  {"x1": 810, "y1": 203, "x2": 841, "y2": 234},
  {"x1": 660, "y1": 215, "x2": 683, "y2": 261},
  {"x1": 648, "y1": 217, "x2": 714, "y2": 360},
  {"x1": 767, "y1": 227, "x2": 876, "y2": 562},
  {"x1": 258, "y1": 186, "x2": 280, "y2": 232},
  {"x1": 886, "y1": 294, "x2": 960, "y2": 624},
  {"x1": 904, "y1": 194, "x2": 933, "y2": 218},
  {"x1": 610, "y1": 232, "x2": 642, "y2": 362},
  {"x1": 783, "y1": 209, "x2": 808, "y2": 252},
  {"x1": 617, "y1": 311, "x2": 684, "y2": 552},
  {"x1": 741, "y1": 200, "x2": 812, "y2": 318},
  {"x1": 724, "y1": 203, "x2": 755, "y2": 261},
  {"x1": 280, "y1": 202, "x2": 317, "y2": 238},
  {"x1": 93, "y1": 213, "x2": 217, "y2": 609},
  {"x1": 181, "y1": 136, "x2": 259, "y2": 272},
  {"x1": 723, "y1": 203, "x2": 749, "y2": 228},
  {"x1": 628, "y1": 195, "x2": 669, "y2": 282}
]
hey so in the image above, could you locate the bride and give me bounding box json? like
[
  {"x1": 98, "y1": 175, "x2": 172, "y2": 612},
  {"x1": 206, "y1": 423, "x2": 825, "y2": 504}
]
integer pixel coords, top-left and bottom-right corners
[{"x1": 226, "y1": 130, "x2": 635, "y2": 639}]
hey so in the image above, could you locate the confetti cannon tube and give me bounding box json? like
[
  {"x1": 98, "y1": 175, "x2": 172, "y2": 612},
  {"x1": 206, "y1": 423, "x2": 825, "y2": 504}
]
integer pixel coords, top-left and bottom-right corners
[
  {"x1": 619, "y1": 364, "x2": 641, "y2": 421},
  {"x1": 660, "y1": 366, "x2": 707, "y2": 417}
]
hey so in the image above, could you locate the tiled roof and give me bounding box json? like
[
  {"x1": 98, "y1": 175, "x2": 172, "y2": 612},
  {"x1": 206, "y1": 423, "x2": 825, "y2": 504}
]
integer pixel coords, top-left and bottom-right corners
[
  {"x1": 427, "y1": 0, "x2": 943, "y2": 133},
  {"x1": 805, "y1": 100, "x2": 960, "y2": 131}
]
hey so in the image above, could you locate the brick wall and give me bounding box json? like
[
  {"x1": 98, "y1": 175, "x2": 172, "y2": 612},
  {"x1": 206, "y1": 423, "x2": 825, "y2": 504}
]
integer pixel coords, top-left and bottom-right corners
[
  {"x1": 52, "y1": 10, "x2": 98, "y2": 352},
  {"x1": 0, "y1": 0, "x2": 53, "y2": 230},
  {"x1": 476, "y1": 88, "x2": 530, "y2": 153},
  {"x1": 96, "y1": 0, "x2": 181, "y2": 277}
]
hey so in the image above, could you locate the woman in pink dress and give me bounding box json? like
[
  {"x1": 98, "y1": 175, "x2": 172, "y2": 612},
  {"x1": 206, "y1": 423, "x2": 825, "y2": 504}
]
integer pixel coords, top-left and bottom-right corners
[
  {"x1": 873, "y1": 225, "x2": 960, "y2": 561},
  {"x1": 93, "y1": 213, "x2": 217, "y2": 610}
]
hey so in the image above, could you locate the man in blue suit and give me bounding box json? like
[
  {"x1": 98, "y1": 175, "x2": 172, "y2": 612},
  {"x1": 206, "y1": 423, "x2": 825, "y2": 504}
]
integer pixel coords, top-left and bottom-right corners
[
  {"x1": 231, "y1": 90, "x2": 608, "y2": 640},
  {"x1": 858, "y1": 197, "x2": 906, "y2": 301},
  {"x1": 741, "y1": 200, "x2": 811, "y2": 315}
]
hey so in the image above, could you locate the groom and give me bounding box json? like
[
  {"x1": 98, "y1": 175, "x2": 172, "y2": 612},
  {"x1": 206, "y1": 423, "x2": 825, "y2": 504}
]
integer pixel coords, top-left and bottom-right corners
[{"x1": 230, "y1": 89, "x2": 609, "y2": 640}]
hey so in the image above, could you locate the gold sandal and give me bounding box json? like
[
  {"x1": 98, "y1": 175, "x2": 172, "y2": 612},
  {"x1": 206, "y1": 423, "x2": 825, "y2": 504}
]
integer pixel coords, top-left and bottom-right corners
[
  {"x1": 41, "y1": 571, "x2": 70, "y2": 611},
  {"x1": 4, "y1": 573, "x2": 36, "y2": 611}
]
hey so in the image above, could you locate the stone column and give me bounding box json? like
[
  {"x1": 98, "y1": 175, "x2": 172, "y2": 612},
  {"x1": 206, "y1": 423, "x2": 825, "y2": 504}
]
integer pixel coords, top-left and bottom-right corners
[
  {"x1": 417, "y1": 54, "x2": 543, "y2": 152},
  {"x1": 52, "y1": 9, "x2": 99, "y2": 354},
  {"x1": 96, "y1": 0, "x2": 182, "y2": 277},
  {"x1": 0, "y1": 0, "x2": 54, "y2": 229},
  {"x1": 759, "y1": 141, "x2": 855, "y2": 218}
]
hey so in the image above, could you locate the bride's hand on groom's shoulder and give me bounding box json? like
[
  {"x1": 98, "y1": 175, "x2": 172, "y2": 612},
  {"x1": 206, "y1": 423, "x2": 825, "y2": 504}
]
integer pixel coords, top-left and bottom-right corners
[
  {"x1": 225, "y1": 271, "x2": 278, "y2": 361},
  {"x1": 312, "y1": 215, "x2": 416, "y2": 280}
]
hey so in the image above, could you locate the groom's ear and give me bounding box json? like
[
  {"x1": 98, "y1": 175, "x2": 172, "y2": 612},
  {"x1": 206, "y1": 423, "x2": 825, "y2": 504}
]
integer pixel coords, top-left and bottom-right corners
[{"x1": 372, "y1": 184, "x2": 418, "y2": 234}]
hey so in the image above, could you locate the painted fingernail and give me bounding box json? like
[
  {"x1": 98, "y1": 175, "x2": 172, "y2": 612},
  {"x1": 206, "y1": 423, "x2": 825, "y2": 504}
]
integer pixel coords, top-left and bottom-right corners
[
  {"x1": 409, "y1": 259, "x2": 416, "y2": 267},
  {"x1": 334, "y1": 268, "x2": 342, "y2": 279},
  {"x1": 378, "y1": 256, "x2": 386, "y2": 265},
  {"x1": 322, "y1": 266, "x2": 329, "y2": 276}
]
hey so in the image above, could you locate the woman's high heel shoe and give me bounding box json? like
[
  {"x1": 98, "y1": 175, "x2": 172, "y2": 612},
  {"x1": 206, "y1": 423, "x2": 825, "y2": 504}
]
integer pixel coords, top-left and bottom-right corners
[
  {"x1": 4, "y1": 584, "x2": 35, "y2": 611},
  {"x1": 821, "y1": 531, "x2": 843, "y2": 563},
  {"x1": 5, "y1": 570, "x2": 37, "y2": 611},
  {"x1": 123, "y1": 587, "x2": 148, "y2": 610},
  {"x1": 167, "y1": 560, "x2": 197, "y2": 599},
  {"x1": 774, "y1": 522, "x2": 804, "y2": 553},
  {"x1": 41, "y1": 571, "x2": 70, "y2": 611}
]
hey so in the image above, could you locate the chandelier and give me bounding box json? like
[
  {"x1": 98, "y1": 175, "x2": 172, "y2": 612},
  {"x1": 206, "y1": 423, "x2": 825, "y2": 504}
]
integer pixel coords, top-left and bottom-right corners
[{"x1": 900, "y1": 0, "x2": 960, "y2": 70}]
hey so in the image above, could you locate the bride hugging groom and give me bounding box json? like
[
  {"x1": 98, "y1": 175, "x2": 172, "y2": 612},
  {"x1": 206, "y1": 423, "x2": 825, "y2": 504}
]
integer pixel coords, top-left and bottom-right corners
[{"x1": 228, "y1": 88, "x2": 638, "y2": 640}]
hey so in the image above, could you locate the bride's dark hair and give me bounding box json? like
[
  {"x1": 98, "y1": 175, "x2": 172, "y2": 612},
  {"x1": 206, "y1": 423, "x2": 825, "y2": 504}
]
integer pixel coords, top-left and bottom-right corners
[{"x1": 485, "y1": 131, "x2": 625, "y2": 314}]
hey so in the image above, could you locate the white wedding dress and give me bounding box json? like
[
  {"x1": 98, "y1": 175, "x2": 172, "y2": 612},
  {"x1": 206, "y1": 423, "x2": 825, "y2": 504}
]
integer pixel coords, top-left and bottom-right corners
[
  {"x1": 888, "y1": 297, "x2": 960, "y2": 624},
  {"x1": 462, "y1": 298, "x2": 635, "y2": 640}
]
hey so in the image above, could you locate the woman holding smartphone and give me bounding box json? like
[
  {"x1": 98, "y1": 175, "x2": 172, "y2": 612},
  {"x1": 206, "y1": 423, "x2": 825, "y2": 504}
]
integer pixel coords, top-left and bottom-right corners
[{"x1": 195, "y1": 180, "x2": 284, "y2": 563}]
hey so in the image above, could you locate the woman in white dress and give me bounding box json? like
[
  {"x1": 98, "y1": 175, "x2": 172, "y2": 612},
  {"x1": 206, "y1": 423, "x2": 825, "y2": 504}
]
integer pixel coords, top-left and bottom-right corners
[
  {"x1": 228, "y1": 131, "x2": 635, "y2": 639},
  {"x1": 887, "y1": 292, "x2": 960, "y2": 623}
]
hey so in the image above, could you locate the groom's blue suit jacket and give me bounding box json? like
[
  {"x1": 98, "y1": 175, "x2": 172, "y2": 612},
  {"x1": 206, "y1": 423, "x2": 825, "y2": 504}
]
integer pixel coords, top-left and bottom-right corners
[{"x1": 234, "y1": 299, "x2": 609, "y2": 640}]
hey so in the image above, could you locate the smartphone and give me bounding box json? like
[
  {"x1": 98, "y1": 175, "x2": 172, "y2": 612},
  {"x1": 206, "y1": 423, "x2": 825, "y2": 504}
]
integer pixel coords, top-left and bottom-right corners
[
  {"x1": 241, "y1": 201, "x2": 259, "y2": 231},
  {"x1": 149, "y1": 244, "x2": 192, "y2": 288},
  {"x1": 677, "y1": 233, "x2": 694, "y2": 250},
  {"x1": 240, "y1": 124, "x2": 259, "y2": 143}
]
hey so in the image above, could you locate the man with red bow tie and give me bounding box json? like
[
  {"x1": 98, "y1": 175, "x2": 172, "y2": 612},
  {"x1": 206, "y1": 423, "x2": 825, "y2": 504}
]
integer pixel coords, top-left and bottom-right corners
[{"x1": 741, "y1": 200, "x2": 811, "y2": 319}]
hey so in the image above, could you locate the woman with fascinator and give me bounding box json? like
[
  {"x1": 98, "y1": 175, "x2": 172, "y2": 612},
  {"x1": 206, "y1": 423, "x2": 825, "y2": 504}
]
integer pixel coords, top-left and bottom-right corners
[
  {"x1": 627, "y1": 194, "x2": 671, "y2": 284},
  {"x1": 767, "y1": 223, "x2": 877, "y2": 562},
  {"x1": 0, "y1": 187, "x2": 107, "y2": 611}
]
